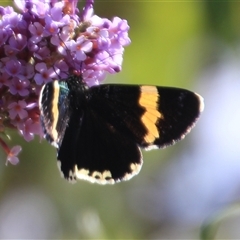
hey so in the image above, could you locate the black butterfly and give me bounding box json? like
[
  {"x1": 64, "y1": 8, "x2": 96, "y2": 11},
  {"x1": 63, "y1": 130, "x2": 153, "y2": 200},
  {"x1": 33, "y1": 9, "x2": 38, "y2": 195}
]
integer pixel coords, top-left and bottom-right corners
[{"x1": 39, "y1": 75, "x2": 204, "y2": 184}]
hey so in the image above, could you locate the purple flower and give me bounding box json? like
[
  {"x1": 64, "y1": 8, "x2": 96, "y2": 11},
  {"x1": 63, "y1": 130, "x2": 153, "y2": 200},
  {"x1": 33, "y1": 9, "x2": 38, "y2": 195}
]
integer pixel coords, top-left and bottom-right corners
[
  {"x1": 18, "y1": 118, "x2": 41, "y2": 142},
  {"x1": 5, "y1": 59, "x2": 22, "y2": 76},
  {"x1": 35, "y1": 63, "x2": 57, "y2": 85},
  {"x1": 0, "y1": 137, "x2": 22, "y2": 165},
  {"x1": 0, "y1": 0, "x2": 130, "y2": 164},
  {"x1": 66, "y1": 36, "x2": 93, "y2": 61},
  {"x1": 9, "y1": 33, "x2": 27, "y2": 51},
  {"x1": 8, "y1": 78, "x2": 30, "y2": 96},
  {"x1": 29, "y1": 22, "x2": 45, "y2": 43},
  {"x1": 6, "y1": 145, "x2": 22, "y2": 165},
  {"x1": 8, "y1": 100, "x2": 28, "y2": 120}
]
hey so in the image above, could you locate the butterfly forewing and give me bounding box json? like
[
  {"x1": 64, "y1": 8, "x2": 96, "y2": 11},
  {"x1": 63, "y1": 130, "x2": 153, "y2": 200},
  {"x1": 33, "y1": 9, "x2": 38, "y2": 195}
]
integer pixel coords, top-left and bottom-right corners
[
  {"x1": 88, "y1": 84, "x2": 203, "y2": 149},
  {"x1": 39, "y1": 81, "x2": 71, "y2": 148},
  {"x1": 39, "y1": 76, "x2": 204, "y2": 184}
]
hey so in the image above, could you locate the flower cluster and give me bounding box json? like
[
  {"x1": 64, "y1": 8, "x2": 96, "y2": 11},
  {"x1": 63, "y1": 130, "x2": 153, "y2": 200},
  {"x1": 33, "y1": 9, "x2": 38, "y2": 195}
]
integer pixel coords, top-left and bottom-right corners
[{"x1": 0, "y1": 0, "x2": 130, "y2": 164}]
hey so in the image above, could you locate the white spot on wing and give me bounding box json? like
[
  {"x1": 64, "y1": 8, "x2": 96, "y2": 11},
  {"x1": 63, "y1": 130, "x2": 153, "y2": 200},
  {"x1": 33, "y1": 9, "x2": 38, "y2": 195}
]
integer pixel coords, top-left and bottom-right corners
[
  {"x1": 57, "y1": 160, "x2": 76, "y2": 184},
  {"x1": 72, "y1": 152, "x2": 143, "y2": 184},
  {"x1": 194, "y1": 92, "x2": 205, "y2": 113},
  {"x1": 75, "y1": 166, "x2": 115, "y2": 185},
  {"x1": 56, "y1": 147, "x2": 143, "y2": 185}
]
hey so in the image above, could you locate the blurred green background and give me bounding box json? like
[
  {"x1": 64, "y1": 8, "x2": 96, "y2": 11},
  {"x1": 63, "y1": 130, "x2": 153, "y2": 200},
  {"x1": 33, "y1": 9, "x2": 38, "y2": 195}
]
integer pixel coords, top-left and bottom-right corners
[{"x1": 1, "y1": 0, "x2": 240, "y2": 239}]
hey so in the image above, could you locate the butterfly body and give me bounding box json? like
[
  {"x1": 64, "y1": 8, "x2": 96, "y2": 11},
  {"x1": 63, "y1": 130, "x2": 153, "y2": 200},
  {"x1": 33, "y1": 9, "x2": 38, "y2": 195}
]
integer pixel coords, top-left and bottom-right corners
[{"x1": 39, "y1": 75, "x2": 204, "y2": 184}]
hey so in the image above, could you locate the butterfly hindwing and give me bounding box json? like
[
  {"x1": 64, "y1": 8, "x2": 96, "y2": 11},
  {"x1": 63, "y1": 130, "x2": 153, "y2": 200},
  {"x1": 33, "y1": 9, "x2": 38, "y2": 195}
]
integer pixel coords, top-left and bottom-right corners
[{"x1": 57, "y1": 105, "x2": 142, "y2": 184}]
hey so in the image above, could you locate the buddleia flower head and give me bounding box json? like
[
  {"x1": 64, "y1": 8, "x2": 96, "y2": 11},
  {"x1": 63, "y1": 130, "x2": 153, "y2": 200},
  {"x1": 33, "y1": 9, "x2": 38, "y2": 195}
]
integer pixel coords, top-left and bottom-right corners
[{"x1": 0, "y1": 0, "x2": 130, "y2": 164}]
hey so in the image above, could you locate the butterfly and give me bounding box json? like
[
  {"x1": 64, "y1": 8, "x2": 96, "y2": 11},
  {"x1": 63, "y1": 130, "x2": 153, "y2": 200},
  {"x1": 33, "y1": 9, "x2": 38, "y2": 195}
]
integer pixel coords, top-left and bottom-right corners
[{"x1": 39, "y1": 74, "x2": 204, "y2": 184}]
